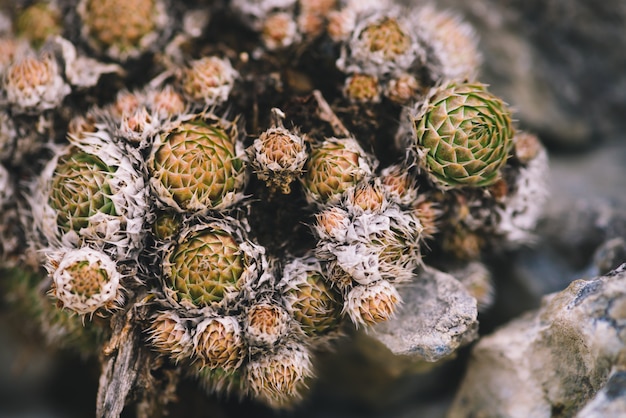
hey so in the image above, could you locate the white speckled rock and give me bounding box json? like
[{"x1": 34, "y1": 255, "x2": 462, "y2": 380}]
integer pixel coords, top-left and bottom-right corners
[
  {"x1": 370, "y1": 266, "x2": 478, "y2": 362},
  {"x1": 449, "y1": 264, "x2": 626, "y2": 418},
  {"x1": 576, "y1": 368, "x2": 626, "y2": 418}
]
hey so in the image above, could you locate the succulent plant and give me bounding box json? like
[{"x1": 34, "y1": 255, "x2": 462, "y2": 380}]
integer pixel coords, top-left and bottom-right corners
[
  {"x1": 15, "y1": 2, "x2": 62, "y2": 48},
  {"x1": 193, "y1": 315, "x2": 246, "y2": 371},
  {"x1": 77, "y1": 0, "x2": 169, "y2": 61},
  {"x1": 152, "y1": 211, "x2": 182, "y2": 241},
  {"x1": 0, "y1": 0, "x2": 550, "y2": 415},
  {"x1": 343, "y1": 73, "x2": 381, "y2": 103},
  {"x1": 30, "y1": 131, "x2": 148, "y2": 260},
  {"x1": 248, "y1": 113, "x2": 308, "y2": 194},
  {"x1": 48, "y1": 151, "x2": 117, "y2": 233},
  {"x1": 164, "y1": 226, "x2": 245, "y2": 309},
  {"x1": 379, "y1": 163, "x2": 420, "y2": 206},
  {"x1": 261, "y1": 12, "x2": 301, "y2": 50},
  {"x1": 179, "y1": 56, "x2": 238, "y2": 107},
  {"x1": 384, "y1": 72, "x2": 422, "y2": 105},
  {"x1": 147, "y1": 310, "x2": 194, "y2": 361},
  {"x1": 45, "y1": 247, "x2": 124, "y2": 316},
  {"x1": 279, "y1": 256, "x2": 343, "y2": 337},
  {"x1": 2, "y1": 52, "x2": 70, "y2": 114},
  {"x1": 413, "y1": 5, "x2": 482, "y2": 82},
  {"x1": 344, "y1": 279, "x2": 400, "y2": 326},
  {"x1": 245, "y1": 341, "x2": 313, "y2": 407},
  {"x1": 146, "y1": 85, "x2": 187, "y2": 120},
  {"x1": 411, "y1": 81, "x2": 514, "y2": 189},
  {"x1": 337, "y1": 7, "x2": 422, "y2": 76},
  {"x1": 148, "y1": 116, "x2": 247, "y2": 212},
  {"x1": 246, "y1": 301, "x2": 293, "y2": 348},
  {"x1": 302, "y1": 137, "x2": 373, "y2": 205},
  {"x1": 314, "y1": 179, "x2": 423, "y2": 289},
  {"x1": 161, "y1": 218, "x2": 266, "y2": 311}
]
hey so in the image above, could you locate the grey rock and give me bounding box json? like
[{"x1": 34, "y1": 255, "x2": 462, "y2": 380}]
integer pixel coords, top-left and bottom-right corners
[
  {"x1": 448, "y1": 264, "x2": 626, "y2": 418},
  {"x1": 576, "y1": 368, "x2": 626, "y2": 418},
  {"x1": 511, "y1": 196, "x2": 626, "y2": 302},
  {"x1": 447, "y1": 261, "x2": 494, "y2": 312},
  {"x1": 593, "y1": 238, "x2": 626, "y2": 277},
  {"x1": 370, "y1": 266, "x2": 479, "y2": 362}
]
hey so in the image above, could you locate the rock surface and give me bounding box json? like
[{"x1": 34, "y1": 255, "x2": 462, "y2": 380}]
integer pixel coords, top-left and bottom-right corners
[
  {"x1": 370, "y1": 266, "x2": 479, "y2": 362},
  {"x1": 449, "y1": 264, "x2": 626, "y2": 418},
  {"x1": 576, "y1": 368, "x2": 626, "y2": 418}
]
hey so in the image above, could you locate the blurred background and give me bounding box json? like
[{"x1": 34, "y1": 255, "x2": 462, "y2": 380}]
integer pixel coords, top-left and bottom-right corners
[{"x1": 1, "y1": 0, "x2": 625, "y2": 416}]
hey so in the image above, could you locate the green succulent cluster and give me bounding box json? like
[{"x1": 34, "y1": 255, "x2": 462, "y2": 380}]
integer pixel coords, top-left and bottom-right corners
[
  {"x1": 150, "y1": 120, "x2": 245, "y2": 212},
  {"x1": 287, "y1": 270, "x2": 343, "y2": 336},
  {"x1": 166, "y1": 227, "x2": 245, "y2": 308},
  {"x1": 303, "y1": 138, "x2": 371, "y2": 204},
  {"x1": 0, "y1": 0, "x2": 550, "y2": 414},
  {"x1": 413, "y1": 82, "x2": 514, "y2": 188},
  {"x1": 49, "y1": 151, "x2": 117, "y2": 233}
]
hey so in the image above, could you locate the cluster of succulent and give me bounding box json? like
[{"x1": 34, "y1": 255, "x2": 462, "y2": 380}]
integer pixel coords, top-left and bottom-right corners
[{"x1": 0, "y1": 0, "x2": 549, "y2": 415}]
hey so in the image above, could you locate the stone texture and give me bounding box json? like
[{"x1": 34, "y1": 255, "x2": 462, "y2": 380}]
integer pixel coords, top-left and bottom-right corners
[
  {"x1": 370, "y1": 266, "x2": 479, "y2": 362},
  {"x1": 449, "y1": 264, "x2": 626, "y2": 418},
  {"x1": 576, "y1": 368, "x2": 626, "y2": 418},
  {"x1": 510, "y1": 195, "x2": 626, "y2": 303}
]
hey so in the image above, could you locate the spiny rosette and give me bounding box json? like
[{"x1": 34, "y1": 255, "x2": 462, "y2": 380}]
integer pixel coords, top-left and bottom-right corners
[
  {"x1": 244, "y1": 301, "x2": 292, "y2": 347},
  {"x1": 326, "y1": 0, "x2": 390, "y2": 43},
  {"x1": 302, "y1": 137, "x2": 373, "y2": 205},
  {"x1": 97, "y1": 86, "x2": 187, "y2": 147},
  {"x1": 337, "y1": 8, "x2": 422, "y2": 76},
  {"x1": 248, "y1": 124, "x2": 308, "y2": 194},
  {"x1": 412, "y1": 81, "x2": 514, "y2": 189},
  {"x1": 372, "y1": 206, "x2": 424, "y2": 281},
  {"x1": 178, "y1": 56, "x2": 238, "y2": 107},
  {"x1": 147, "y1": 310, "x2": 193, "y2": 362},
  {"x1": 380, "y1": 163, "x2": 420, "y2": 206},
  {"x1": 45, "y1": 247, "x2": 124, "y2": 316},
  {"x1": 412, "y1": 5, "x2": 482, "y2": 82},
  {"x1": 297, "y1": 0, "x2": 338, "y2": 37},
  {"x1": 261, "y1": 12, "x2": 300, "y2": 50},
  {"x1": 279, "y1": 256, "x2": 343, "y2": 337},
  {"x1": 313, "y1": 205, "x2": 351, "y2": 242},
  {"x1": 314, "y1": 181, "x2": 423, "y2": 285},
  {"x1": 31, "y1": 132, "x2": 148, "y2": 260},
  {"x1": 49, "y1": 152, "x2": 116, "y2": 233},
  {"x1": 148, "y1": 115, "x2": 247, "y2": 213},
  {"x1": 15, "y1": 2, "x2": 62, "y2": 48},
  {"x1": 146, "y1": 85, "x2": 187, "y2": 121},
  {"x1": 344, "y1": 280, "x2": 400, "y2": 327},
  {"x1": 161, "y1": 218, "x2": 267, "y2": 311},
  {"x1": 193, "y1": 316, "x2": 246, "y2": 372},
  {"x1": 384, "y1": 72, "x2": 422, "y2": 105},
  {"x1": 2, "y1": 52, "x2": 70, "y2": 114},
  {"x1": 77, "y1": 0, "x2": 170, "y2": 61},
  {"x1": 245, "y1": 341, "x2": 313, "y2": 408},
  {"x1": 343, "y1": 177, "x2": 388, "y2": 214},
  {"x1": 343, "y1": 73, "x2": 381, "y2": 103}
]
